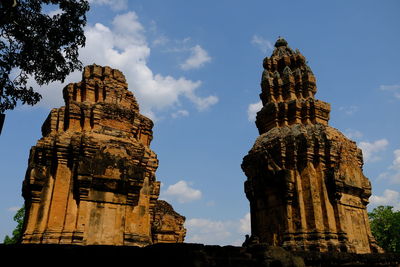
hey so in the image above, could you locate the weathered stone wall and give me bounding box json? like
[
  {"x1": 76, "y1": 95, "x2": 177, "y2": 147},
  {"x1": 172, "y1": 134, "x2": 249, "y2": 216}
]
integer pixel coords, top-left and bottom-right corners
[
  {"x1": 21, "y1": 64, "x2": 185, "y2": 246},
  {"x1": 152, "y1": 200, "x2": 186, "y2": 243},
  {"x1": 242, "y1": 38, "x2": 381, "y2": 253}
]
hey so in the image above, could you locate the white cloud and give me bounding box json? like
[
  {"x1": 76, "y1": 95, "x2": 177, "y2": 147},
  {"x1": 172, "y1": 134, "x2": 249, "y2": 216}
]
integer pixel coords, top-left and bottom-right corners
[
  {"x1": 161, "y1": 180, "x2": 202, "y2": 203},
  {"x1": 180, "y1": 45, "x2": 212, "y2": 70},
  {"x1": 392, "y1": 149, "x2": 400, "y2": 170},
  {"x1": 185, "y1": 212, "x2": 250, "y2": 245},
  {"x1": 339, "y1": 105, "x2": 359, "y2": 115},
  {"x1": 247, "y1": 100, "x2": 262, "y2": 121},
  {"x1": 7, "y1": 206, "x2": 21, "y2": 212},
  {"x1": 392, "y1": 173, "x2": 400, "y2": 184},
  {"x1": 111, "y1": 11, "x2": 146, "y2": 45},
  {"x1": 359, "y1": 139, "x2": 389, "y2": 162},
  {"x1": 186, "y1": 218, "x2": 233, "y2": 244},
  {"x1": 251, "y1": 35, "x2": 273, "y2": 54},
  {"x1": 171, "y1": 109, "x2": 189, "y2": 119},
  {"x1": 379, "y1": 84, "x2": 400, "y2": 99},
  {"x1": 152, "y1": 36, "x2": 169, "y2": 47},
  {"x1": 389, "y1": 149, "x2": 400, "y2": 183},
  {"x1": 377, "y1": 149, "x2": 400, "y2": 184},
  {"x1": 147, "y1": 20, "x2": 170, "y2": 47},
  {"x1": 369, "y1": 189, "x2": 400, "y2": 211},
  {"x1": 88, "y1": 0, "x2": 128, "y2": 11},
  {"x1": 238, "y1": 212, "x2": 251, "y2": 234},
  {"x1": 185, "y1": 92, "x2": 218, "y2": 111},
  {"x1": 344, "y1": 129, "x2": 363, "y2": 140},
  {"x1": 32, "y1": 12, "x2": 217, "y2": 119}
]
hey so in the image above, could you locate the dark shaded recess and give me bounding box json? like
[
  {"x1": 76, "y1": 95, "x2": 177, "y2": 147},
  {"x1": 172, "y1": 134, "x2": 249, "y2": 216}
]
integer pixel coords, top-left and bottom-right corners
[
  {"x1": 0, "y1": 244, "x2": 399, "y2": 267},
  {"x1": 101, "y1": 103, "x2": 136, "y2": 121}
]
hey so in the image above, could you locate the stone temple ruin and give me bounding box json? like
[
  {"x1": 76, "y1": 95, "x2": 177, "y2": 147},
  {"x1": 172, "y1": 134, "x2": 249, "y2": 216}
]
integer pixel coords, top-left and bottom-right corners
[
  {"x1": 21, "y1": 64, "x2": 186, "y2": 245},
  {"x1": 241, "y1": 38, "x2": 382, "y2": 254},
  {"x1": 17, "y1": 38, "x2": 392, "y2": 263}
]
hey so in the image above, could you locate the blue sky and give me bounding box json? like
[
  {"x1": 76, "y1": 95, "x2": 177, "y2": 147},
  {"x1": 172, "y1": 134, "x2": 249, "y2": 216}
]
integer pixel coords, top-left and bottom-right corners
[{"x1": 1, "y1": 0, "x2": 400, "y2": 245}]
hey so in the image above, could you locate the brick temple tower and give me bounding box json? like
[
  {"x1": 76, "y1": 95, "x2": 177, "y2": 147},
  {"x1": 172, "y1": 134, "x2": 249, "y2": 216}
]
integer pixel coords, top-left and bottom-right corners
[
  {"x1": 21, "y1": 64, "x2": 186, "y2": 246},
  {"x1": 241, "y1": 38, "x2": 382, "y2": 253}
]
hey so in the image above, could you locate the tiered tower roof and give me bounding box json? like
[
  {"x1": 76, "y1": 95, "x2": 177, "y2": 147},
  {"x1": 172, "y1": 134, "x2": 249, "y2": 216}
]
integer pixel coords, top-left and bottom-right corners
[{"x1": 256, "y1": 38, "x2": 330, "y2": 134}]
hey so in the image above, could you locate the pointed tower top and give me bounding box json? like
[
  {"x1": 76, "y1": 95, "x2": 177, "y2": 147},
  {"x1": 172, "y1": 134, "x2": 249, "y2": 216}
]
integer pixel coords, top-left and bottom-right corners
[
  {"x1": 256, "y1": 39, "x2": 331, "y2": 134},
  {"x1": 274, "y1": 37, "x2": 288, "y2": 47},
  {"x1": 272, "y1": 37, "x2": 294, "y2": 57}
]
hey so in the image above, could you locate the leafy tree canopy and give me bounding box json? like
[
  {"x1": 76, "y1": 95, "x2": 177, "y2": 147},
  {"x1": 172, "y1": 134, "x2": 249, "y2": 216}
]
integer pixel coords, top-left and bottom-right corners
[
  {"x1": 3, "y1": 206, "x2": 24, "y2": 244},
  {"x1": 369, "y1": 205, "x2": 400, "y2": 253},
  {"x1": 0, "y1": 0, "x2": 89, "y2": 113}
]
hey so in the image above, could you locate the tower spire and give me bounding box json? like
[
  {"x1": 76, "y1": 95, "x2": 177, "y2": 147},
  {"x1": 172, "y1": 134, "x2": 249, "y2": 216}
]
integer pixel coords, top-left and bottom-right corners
[
  {"x1": 242, "y1": 38, "x2": 383, "y2": 254},
  {"x1": 256, "y1": 38, "x2": 330, "y2": 134}
]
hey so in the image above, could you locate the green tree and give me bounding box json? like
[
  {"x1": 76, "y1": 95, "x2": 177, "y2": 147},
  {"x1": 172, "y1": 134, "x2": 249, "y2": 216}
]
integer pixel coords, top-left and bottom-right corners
[
  {"x1": 0, "y1": 0, "x2": 89, "y2": 113},
  {"x1": 3, "y1": 206, "x2": 25, "y2": 244},
  {"x1": 368, "y1": 205, "x2": 400, "y2": 253}
]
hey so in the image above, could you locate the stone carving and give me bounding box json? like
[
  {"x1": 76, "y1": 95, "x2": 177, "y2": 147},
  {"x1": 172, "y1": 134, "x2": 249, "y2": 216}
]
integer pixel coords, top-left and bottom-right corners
[
  {"x1": 21, "y1": 64, "x2": 186, "y2": 246},
  {"x1": 241, "y1": 38, "x2": 382, "y2": 253}
]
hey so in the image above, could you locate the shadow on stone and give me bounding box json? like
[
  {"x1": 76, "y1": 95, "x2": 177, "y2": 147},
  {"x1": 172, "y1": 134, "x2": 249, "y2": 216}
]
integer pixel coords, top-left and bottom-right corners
[{"x1": 1, "y1": 243, "x2": 398, "y2": 266}]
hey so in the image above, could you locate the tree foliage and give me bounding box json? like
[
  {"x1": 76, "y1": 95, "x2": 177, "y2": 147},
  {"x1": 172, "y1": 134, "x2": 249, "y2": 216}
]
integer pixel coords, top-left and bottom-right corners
[
  {"x1": 3, "y1": 206, "x2": 25, "y2": 244},
  {"x1": 0, "y1": 0, "x2": 89, "y2": 113},
  {"x1": 368, "y1": 205, "x2": 400, "y2": 253}
]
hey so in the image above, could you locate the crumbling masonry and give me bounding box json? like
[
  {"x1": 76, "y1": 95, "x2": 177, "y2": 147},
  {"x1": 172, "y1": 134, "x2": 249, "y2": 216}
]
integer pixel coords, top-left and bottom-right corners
[
  {"x1": 241, "y1": 38, "x2": 382, "y2": 253},
  {"x1": 21, "y1": 65, "x2": 186, "y2": 246}
]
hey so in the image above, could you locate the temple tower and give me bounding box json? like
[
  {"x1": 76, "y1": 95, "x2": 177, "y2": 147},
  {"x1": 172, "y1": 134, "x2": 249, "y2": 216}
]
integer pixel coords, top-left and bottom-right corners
[
  {"x1": 241, "y1": 38, "x2": 382, "y2": 253},
  {"x1": 22, "y1": 64, "x2": 186, "y2": 246}
]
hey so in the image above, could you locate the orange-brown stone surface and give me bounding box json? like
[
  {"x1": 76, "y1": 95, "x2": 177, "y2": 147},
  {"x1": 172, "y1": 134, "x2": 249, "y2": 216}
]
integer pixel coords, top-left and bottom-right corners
[
  {"x1": 241, "y1": 38, "x2": 382, "y2": 253},
  {"x1": 152, "y1": 200, "x2": 186, "y2": 243},
  {"x1": 21, "y1": 64, "x2": 186, "y2": 246}
]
